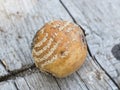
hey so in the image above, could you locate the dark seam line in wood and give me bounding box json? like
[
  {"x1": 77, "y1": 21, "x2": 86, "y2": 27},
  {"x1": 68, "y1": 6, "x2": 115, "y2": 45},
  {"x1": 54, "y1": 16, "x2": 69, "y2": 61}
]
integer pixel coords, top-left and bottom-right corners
[
  {"x1": 93, "y1": 56, "x2": 120, "y2": 89},
  {"x1": 59, "y1": 0, "x2": 120, "y2": 89},
  {"x1": 58, "y1": 0, "x2": 85, "y2": 33},
  {"x1": 0, "y1": 64, "x2": 35, "y2": 82},
  {"x1": 14, "y1": 82, "x2": 19, "y2": 90},
  {"x1": 87, "y1": 43, "x2": 120, "y2": 89},
  {"x1": 86, "y1": 42, "x2": 120, "y2": 89},
  {"x1": 23, "y1": 77, "x2": 31, "y2": 90},
  {"x1": 104, "y1": 77, "x2": 114, "y2": 90},
  {"x1": 76, "y1": 72, "x2": 90, "y2": 90},
  {"x1": 53, "y1": 77, "x2": 62, "y2": 90},
  {"x1": 59, "y1": 0, "x2": 90, "y2": 89}
]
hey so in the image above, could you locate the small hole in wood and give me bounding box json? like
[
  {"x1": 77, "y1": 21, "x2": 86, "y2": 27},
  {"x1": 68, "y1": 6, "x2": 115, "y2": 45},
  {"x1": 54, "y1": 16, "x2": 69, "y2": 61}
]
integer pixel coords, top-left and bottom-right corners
[{"x1": 18, "y1": 35, "x2": 22, "y2": 39}]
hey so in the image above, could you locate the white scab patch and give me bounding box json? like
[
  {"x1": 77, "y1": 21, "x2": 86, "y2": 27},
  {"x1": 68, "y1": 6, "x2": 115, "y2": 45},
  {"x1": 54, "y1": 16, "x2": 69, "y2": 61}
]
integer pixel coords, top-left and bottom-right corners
[
  {"x1": 66, "y1": 24, "x2": 76, "y2": 32},
  {"x1": 67, "y1": 41, "x2": 70, "y2": 44},
  {"x1": 52, "y1": 35, "x2": 55, "y2": 38},
  {"x1": 72, "y1": 38, "x2": 76, "y2": 41},
  {"x1": 61, "y1": 37, "x2": 63, "y2": 40},
  {"x1": 53, "y1": 24, "x2": 60, "y2": 28},
  {"x1": 41, "y1": 55, "x2": 58, "y2": 67},
  {"x1": 54, "y1": 33, "x2": 58, "y2": 36},
  {"x1": 33, "y1": 56, "x2": 40, "y2": 63},
  {"x1": 79, "y1": 30, "x2": 83, "y2": 35},
  {"x1": 35, "y1": 33, "x2": 48, "y2": 47},
  {"x1": 41, "y1": 28, "x2": 45, "y2": 34},
  {"x1": 65, "y1": 42, "x2": 70, "y2": 49},
  {"x1": 59, "y1": 21, "x2": 71, "y2": 31},
  {"x1": 33, "y1": 38, "x2": 54, "y2": 55},
  {"x1": 36, "y1": 40, "x2": 61, "y2": 62}
]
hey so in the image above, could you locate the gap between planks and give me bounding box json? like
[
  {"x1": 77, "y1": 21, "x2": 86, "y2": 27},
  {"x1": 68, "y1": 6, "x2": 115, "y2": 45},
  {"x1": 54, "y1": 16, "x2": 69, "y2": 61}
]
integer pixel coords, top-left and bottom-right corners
[{"x1": 0, "y1": 64, "x2": 35, "y2": 82}]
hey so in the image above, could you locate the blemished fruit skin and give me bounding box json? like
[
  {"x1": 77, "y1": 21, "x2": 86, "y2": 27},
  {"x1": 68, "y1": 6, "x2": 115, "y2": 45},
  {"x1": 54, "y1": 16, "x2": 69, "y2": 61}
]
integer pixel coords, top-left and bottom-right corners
[{"x1": 32, "y1": 20, "x2": 87, "y2": 78}]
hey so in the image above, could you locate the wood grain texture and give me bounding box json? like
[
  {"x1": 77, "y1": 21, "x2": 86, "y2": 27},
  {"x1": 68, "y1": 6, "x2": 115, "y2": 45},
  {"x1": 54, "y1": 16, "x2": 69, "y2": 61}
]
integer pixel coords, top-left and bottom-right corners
[
  {"x1": 4, "y1": 57, "x2": 119, "y2": 90},
  {"x1": 0, "y1": 0, "x2": 119, "y2": 89},
  {"x1": 1, "y1": 60, "x2": 119, "y2": 90},
  {"x1": 24, "y1": 72, "x2": 60, "y2": 90},
  {"x1": 15, "y1": 69, "x2": 60, "y2": 90},
  {"x1": 77, "y1": 55, "x2": 118, "y2": 90},
  {"x1": 0, "y1": 80, "x2": 17, "y2": 90},
  {"x1": 61, "y1": 0, "x2": 120, "y2": 87},
  {"x1": 15, "y1": 77, "x2": 30, "y2": 90},
  {"x1": 56, "y1": 55, "x2": 118, "y2": 90}
]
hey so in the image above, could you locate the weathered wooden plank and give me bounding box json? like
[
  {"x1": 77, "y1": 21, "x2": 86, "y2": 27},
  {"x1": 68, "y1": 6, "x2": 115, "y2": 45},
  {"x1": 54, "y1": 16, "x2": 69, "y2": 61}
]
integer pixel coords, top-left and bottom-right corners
[
  {"x1": 0, "y1": 0, "x2": 119, "y2": 89},
  {"x1": 56, "y1": 73, "x2": 89, "y2": 90},
  {"x1": 0, "y1": 56, "x2": 118, "y2": 90},
  {"x1": 2, "y1": 55, "x2": 119, "y2": 90},
  {"x1": 77, "y1": 55, "x2": 118, "y2": 90},
  {"x1": 0, "y1": 0, "x2": 98, "y2": 89},
  {"x1": 8, "y1": 69, "x2": 89, "y2": 90},
  {"x1": 24, "y1": 72, "x2": 60, "y2": 90},
  {"x1": 15, "y1": 77, "x2": 30, "y2": 90},
  {"x1": 61, "y1": 0, "x2": 120, "y2": 87},
  {"x1": 0, "y1": 80, "x2": 17, "y2": 90},
  {"x1": 0, "y1": 0, "x2": 72, "y2": 72},
  {"x1": 56, "y1": 55, "x2": 118, "y2": 90},
  {"x1": 115, "y1": 76, "x2": 120, "y2": 87},
  {"x1": 10, "y1": 70, "x2": 88, "y2": 90}
]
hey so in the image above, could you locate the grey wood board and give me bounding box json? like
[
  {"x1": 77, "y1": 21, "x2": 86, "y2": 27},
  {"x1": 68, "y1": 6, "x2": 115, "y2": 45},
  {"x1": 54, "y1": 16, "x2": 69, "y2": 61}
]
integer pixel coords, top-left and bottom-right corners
[
  {"x1": 0, "y1": 0, "x2": 72, "y2": 73},
  {"x1": 0, "y1": 0, "x2": 119, "y2": 89},
  {"x1": 15, "y1": 70, "x2": 60, "y2": 90},
  {"x1": 77, "y1": 55, "x2": 118, "y2": 90},
  {"x1": 61, "y1": 0, "x2": 120, "y2": 87},
  {"x1": 0, "y1": 61, "x2": 8, "y2": 77},
  {"x1": 1, "y1": 56, "x2": 119, "y2": 90},
  {"x1": 23, "y1": 72, "x2": 60, "y2": 90},
  {"x1": 0, "y1": 80, "x2": 17, "y2": 90},
  {"x1": 15, "y1": 77, "x2": 30, "y2": 90},
  {"x1": 56, "y1": 55, "x2": 118, "y2": 90}
]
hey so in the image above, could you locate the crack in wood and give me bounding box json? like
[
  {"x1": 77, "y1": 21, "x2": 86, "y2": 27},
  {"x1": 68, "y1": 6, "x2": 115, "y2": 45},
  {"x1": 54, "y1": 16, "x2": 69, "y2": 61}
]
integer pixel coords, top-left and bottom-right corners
[
  {"x1": 59, "y1": 0, "x2": 120, "y2": 89},
  {"x1": 53, "y1": 77, "x2": 62, "y2": 90},
  {"x1": 0, "y1": 64, "x2": 35, "y2": 82},
  {"x1": 58, "y1": 0, "x2": 87, "y2": 37},
  {"x1": 14, "y1": 82, "x2": 19, "y2": 90},
  {"x1": 23, "y1": 77, "x2": 32, "y2": 90},
  {"x1": 76, "y1": 72, "x2": 90, "y2": 90},
  {"x1": 93, "y1": 56, "x2": 120, "y2": 89}
]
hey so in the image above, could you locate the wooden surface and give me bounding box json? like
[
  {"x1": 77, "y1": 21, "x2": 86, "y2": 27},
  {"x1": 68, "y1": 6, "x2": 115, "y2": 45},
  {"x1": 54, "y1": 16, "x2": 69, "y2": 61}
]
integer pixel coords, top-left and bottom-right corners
[{"x1": 0, "y1": 0, "x2": 120, "y2": 90}]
